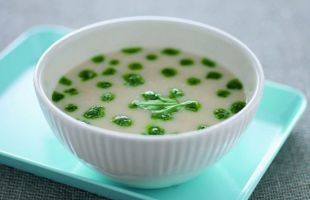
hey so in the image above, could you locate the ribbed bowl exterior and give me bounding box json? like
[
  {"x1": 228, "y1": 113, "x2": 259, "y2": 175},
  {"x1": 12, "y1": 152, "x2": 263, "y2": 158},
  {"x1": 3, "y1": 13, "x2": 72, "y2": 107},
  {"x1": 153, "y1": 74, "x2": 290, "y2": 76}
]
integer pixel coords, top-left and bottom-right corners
[{"x1": 37, "y1": 93, "x2": 261, "y2": 188}]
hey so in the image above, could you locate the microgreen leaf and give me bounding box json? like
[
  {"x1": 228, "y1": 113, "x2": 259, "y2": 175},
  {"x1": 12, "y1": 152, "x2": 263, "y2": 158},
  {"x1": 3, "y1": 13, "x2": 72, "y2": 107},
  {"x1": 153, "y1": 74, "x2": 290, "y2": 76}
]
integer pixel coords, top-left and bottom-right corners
[
  {"x1": 169, "y1": 88, "x2": 184, "y2": 99},
  {"x1": 112, "y1": 115, "x2": 133, "y2": 127},
  {"x1": 130, "y1": 90, "x2": 201, "y2": 121},
  {"x1": 142, "y1": 91, "x2": 160, "y2": 100},
  {"x1": 59, "y1": 76, "x2": 72, "y2": 86},
  {"x1": 83, "y1": 106, "x2": 105, "y2": 119},
  {"x1": 230, "y1": 101, "x2": 246, "y2": 113},
  {"x1": 144, "y1": 125, "x2": 165, "y2": 135}
]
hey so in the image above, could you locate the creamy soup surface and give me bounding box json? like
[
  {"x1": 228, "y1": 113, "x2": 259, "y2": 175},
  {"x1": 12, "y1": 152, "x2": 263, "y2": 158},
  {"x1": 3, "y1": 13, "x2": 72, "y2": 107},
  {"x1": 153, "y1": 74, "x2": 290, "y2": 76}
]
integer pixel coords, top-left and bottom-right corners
[{"x1": 52, "y1": 47, "x2": 246, "y2": 135}]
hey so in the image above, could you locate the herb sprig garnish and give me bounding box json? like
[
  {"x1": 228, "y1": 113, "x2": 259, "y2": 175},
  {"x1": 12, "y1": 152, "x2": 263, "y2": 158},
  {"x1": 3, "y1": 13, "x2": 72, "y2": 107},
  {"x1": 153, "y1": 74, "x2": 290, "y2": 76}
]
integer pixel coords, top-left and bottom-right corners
[{"x1": 129, "y1": 89, "x2": 201, "y2": 120}]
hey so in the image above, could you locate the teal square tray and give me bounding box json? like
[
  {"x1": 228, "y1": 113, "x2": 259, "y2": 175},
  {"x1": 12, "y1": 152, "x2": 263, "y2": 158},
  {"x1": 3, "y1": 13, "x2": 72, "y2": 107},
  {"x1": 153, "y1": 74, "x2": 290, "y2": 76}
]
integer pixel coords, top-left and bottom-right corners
[{"x1": 0, "y1": 27, "x2": 307, "y2": 200}]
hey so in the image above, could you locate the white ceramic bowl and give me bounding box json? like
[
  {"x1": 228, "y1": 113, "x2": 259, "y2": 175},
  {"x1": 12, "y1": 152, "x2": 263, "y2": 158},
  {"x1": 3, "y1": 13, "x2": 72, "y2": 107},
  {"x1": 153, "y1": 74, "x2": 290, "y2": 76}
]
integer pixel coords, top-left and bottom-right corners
[{"x1": 34, "y1": 16, "x2": 264, "y2": 189}]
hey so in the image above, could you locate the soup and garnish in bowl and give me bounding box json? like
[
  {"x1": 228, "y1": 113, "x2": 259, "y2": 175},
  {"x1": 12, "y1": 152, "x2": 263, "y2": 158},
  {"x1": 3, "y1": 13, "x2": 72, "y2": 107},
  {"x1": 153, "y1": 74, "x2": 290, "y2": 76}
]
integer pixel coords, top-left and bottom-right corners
[
  {"x1": 52, "y1": 46, "x2": 246, "y2": 135},
  {"x1": 34, "y1": 17, "x2": 264, "y2": 188}
]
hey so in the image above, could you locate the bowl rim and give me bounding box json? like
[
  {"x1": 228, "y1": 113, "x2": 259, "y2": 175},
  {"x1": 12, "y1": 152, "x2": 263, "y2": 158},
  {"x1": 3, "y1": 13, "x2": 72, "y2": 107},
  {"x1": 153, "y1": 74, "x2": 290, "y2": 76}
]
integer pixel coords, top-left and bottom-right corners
[{"x1": 34, "y1": 16, "x2": 264, "y2": 141}]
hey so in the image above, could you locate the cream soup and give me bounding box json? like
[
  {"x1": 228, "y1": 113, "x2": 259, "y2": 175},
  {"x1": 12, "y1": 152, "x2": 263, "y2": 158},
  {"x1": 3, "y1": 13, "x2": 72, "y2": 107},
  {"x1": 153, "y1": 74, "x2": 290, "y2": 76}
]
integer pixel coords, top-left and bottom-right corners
[{"x1": 52, "y1": 47, "x2": 246, "y2": 135}]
